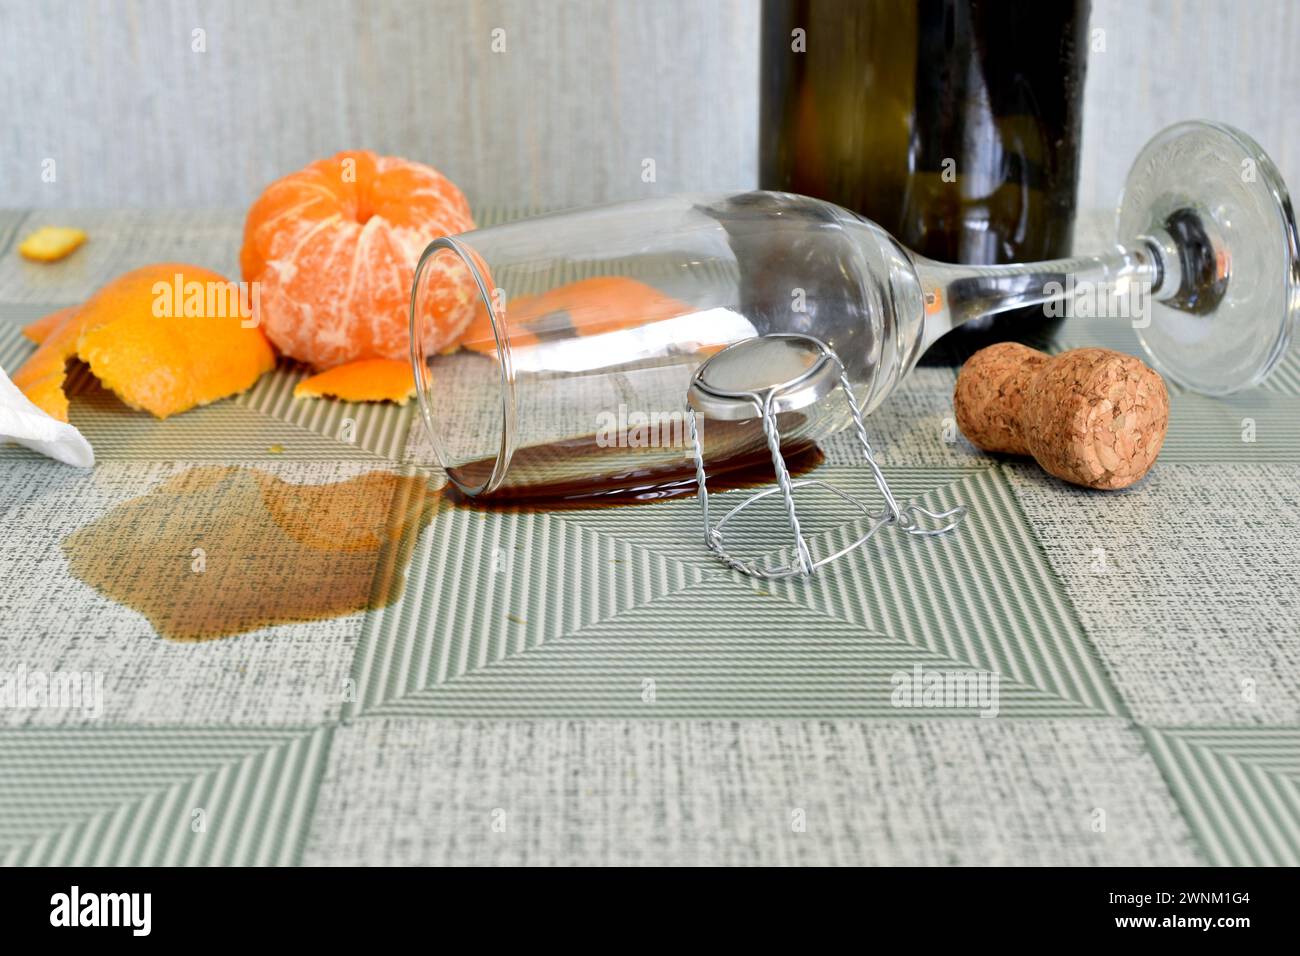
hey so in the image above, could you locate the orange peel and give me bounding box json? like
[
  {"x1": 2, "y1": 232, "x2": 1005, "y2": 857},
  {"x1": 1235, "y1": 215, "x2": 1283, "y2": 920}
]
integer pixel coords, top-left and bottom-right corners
[
  {"x1": 11, "y1": 305, "x2": 86, "y2": 421},
  {"x1": 18, "y1": 226, "x2": 87, "y2": 262},
  {"x1": 11, "y1": 263, "x2": 274, "y2": 422},
  {"x1": 460, "y1": 276, "x2": 693, "y2": 355},
  {"x1": 292, "y1": 358, "x2": 416, "y2": 404}
]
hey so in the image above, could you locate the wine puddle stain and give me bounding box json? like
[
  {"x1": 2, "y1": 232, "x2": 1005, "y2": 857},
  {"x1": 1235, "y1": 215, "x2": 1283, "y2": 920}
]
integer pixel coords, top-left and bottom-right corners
[
  {"x1": 62, "y1": 466, "x2": 440, "y2": 642},
  {"x1": 63, "y1": 446, "x2": 825, "y2": 641}
]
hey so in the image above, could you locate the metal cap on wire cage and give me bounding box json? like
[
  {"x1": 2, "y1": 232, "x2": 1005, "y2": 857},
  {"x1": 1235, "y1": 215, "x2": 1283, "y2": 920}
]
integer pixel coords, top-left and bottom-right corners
[{"x1": 685, "y1": 333, "x2": 966, "y2": 579}]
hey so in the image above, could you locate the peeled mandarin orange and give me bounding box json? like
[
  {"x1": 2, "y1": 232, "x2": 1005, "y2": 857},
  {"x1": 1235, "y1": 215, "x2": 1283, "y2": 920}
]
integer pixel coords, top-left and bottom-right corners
[
  {"x1": 293, "y1": 358, "x2": 415, "y2": 404},
  {"x1": 241, "y1": 150, "x2": 475, "y2": 371},
  {"x1": 11, "y1": 263, "x2": 275, "y2": 422}
]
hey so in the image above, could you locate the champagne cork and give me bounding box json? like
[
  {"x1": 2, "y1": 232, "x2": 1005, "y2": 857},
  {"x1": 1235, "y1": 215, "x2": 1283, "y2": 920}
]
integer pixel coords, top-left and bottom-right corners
[
  {"x1": 954, "y1": 344, "x2": 1169, "y2": 490},
  {"x1": 952, "y1": 342, "x2": 1048, "y2": 456}
]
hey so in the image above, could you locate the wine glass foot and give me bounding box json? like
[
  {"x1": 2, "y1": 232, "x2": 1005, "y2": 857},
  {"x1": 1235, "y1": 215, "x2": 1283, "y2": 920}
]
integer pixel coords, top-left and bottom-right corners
[{"x1": 1118, "y1": 121, "x2": 1299, "y2": 395}]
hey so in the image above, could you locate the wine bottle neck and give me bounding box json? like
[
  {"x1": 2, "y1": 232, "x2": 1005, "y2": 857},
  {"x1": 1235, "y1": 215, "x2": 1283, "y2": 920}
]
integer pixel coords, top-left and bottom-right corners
[{"x1": 913, "y1": 242, "x2": 1162, "y2": 351}]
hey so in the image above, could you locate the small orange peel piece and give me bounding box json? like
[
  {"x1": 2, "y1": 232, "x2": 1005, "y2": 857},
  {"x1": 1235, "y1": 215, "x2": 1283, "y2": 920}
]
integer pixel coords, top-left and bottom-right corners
[
  {"x1": 11, "y1": 263, "x2": 275, "y2": 422},
  {"x1": 18, "y1": 226, "x2": 87, "y2": 262},
  {"x1": 293, "y1": 358, "x2": 416, "y2": 404}
]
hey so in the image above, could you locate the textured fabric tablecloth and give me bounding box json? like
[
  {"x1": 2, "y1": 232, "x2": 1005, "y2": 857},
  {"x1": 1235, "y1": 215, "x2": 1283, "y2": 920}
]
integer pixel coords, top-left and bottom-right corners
[{"x1": 0, "y1": 207, "x2": 1297, "y2": 866}]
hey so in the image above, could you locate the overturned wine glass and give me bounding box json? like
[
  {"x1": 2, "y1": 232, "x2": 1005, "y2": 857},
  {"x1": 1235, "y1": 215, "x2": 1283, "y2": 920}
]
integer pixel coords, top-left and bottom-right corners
[{"x1": 411, "y1": 121, "x2": 1299, "y2": 577}]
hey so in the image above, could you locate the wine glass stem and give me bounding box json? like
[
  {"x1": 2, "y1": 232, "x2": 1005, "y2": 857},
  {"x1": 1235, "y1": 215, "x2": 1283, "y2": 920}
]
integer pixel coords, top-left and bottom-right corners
[{"x1": 913, "y1": 241, "x2": 1162, "y2": 351}]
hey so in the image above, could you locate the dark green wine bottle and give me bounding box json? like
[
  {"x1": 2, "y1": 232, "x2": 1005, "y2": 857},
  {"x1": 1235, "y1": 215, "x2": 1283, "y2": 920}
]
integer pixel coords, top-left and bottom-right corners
[{"x1": 760, "y1": 0, "x2": 1090, "y2": 358}]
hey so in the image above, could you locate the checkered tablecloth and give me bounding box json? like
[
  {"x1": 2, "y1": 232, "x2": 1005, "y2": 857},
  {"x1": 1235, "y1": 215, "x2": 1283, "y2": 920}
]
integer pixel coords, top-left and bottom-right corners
[{"x1": 0, "y1": 207, "x2": 1297, "y2": 866}]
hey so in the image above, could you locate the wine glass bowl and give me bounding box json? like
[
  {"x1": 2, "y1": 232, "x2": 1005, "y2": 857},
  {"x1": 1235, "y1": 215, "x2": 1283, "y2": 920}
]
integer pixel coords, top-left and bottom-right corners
[{"x1": 410, "y1": 193, "x2": 924, "y2": 498}]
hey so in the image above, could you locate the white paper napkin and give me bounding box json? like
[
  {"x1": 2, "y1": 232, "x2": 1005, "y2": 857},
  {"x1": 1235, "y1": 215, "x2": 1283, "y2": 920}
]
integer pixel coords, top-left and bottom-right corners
[{"x1": 0, "y1": 364, "x2": 94, "y2": 467}]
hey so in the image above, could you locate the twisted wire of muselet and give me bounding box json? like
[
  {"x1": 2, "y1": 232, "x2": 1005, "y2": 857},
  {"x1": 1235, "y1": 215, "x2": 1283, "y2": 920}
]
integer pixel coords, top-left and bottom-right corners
[
  {"x1": 837, "y1": 366, "x2": 905, "y2": 524},
  {"x1": 686, "y1": 408, "x2": 715, "y2": 545},
  {"x1": 836, "y1": 366, "x2": 967, "y2": 536},
  {"x1": 758, "y1": 390, "x2": 815, "y2": 575},
  {"x1": 690, "y1": 402, "x2": 816, "y2": 580},
  {"x1": 687, "y1": 407, "x2": 772, "y2": 578}
]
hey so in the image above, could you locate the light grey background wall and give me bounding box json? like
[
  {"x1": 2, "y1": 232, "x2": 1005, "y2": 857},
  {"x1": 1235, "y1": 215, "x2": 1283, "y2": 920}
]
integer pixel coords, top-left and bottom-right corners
[{"x1": 2, "y1": 0, "x2": 1298, "y2": 215}]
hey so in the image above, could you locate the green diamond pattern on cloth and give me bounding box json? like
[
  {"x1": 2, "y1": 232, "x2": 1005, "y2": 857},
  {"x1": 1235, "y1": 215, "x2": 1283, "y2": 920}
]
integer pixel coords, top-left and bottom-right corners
[
  {"x1": 0, "y1": 728, "x2": 330, "y2": 866},
  {"x1": 1144, "y1": 728, "x2": 1300, "y2": 866}
]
